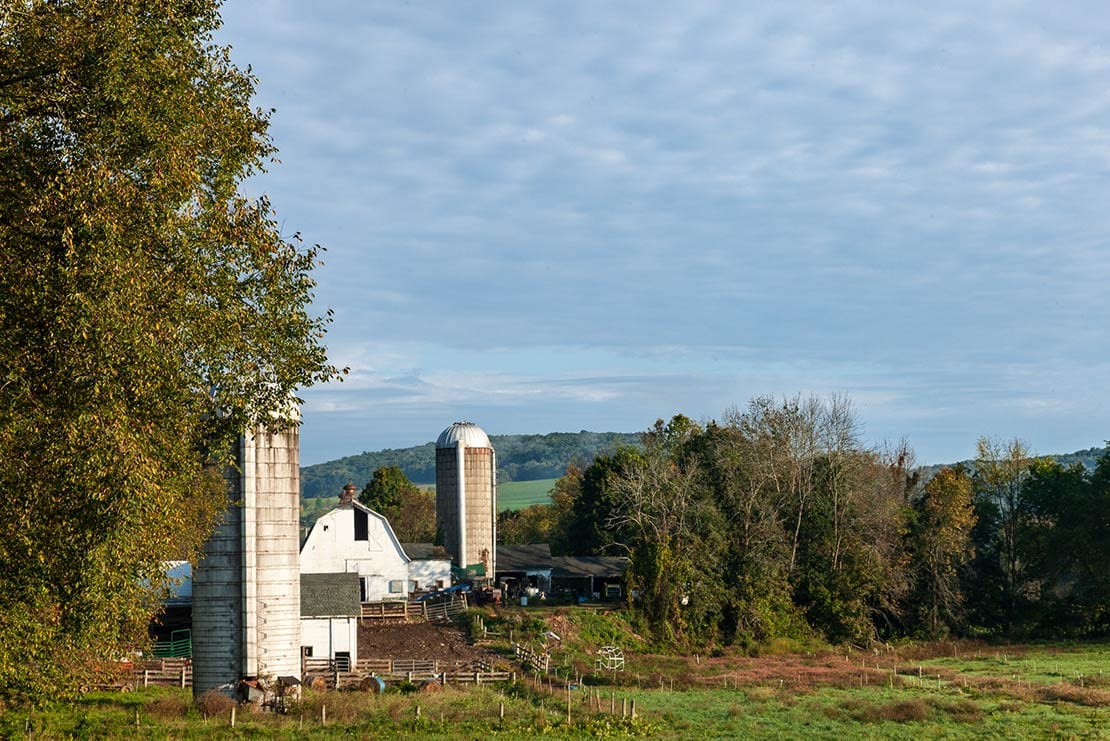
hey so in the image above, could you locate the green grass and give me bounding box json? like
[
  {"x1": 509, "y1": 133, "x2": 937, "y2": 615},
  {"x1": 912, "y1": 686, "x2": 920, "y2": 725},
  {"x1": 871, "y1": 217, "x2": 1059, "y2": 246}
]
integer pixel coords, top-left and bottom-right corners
[
  {"x1": 497, "y1": 478, "x2": 558, "y2": 512},
  {"x1": 9, "y1": 665, "x2": 1109, "y2": 739}
]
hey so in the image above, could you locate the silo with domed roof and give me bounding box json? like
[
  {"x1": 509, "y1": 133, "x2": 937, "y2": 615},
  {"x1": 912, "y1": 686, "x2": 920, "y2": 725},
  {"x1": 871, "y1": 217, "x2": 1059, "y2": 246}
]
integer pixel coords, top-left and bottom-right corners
[{"x1": 435, "y1": 421, "x2": 496, "y2": 579}]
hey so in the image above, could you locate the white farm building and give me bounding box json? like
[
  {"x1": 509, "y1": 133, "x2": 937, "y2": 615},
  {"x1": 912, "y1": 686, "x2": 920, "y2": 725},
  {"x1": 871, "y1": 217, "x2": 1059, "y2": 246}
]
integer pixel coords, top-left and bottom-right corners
[{"x1": 299, "y1": 484, "x2": 451, "y2": 603}]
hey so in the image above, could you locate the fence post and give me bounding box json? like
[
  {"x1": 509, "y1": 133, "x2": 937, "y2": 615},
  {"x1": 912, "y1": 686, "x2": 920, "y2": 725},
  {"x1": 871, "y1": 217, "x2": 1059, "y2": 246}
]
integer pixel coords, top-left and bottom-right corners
[{"x1": 143, "y1": 670, "x2": 149, "y2": 688}]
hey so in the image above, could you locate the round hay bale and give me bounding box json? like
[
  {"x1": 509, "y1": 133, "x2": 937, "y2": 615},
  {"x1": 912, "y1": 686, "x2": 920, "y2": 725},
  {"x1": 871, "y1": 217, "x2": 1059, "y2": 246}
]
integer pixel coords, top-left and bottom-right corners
[
  {"x1": 360, "y1": 676, "x2": 386, "y2": 694},
  {"x1": 309, "y1": 676, "x2": 328, "y2": 692},
  {"x1": 418, "y1": 679, "x2": 443, "y2": 694}
]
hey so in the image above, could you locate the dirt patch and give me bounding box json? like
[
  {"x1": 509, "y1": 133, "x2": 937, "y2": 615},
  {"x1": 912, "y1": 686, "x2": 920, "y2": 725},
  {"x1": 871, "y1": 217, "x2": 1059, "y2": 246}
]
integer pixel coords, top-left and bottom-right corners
[{"x1": 357, "y1": 621, "x2": 499, "y2": 662}]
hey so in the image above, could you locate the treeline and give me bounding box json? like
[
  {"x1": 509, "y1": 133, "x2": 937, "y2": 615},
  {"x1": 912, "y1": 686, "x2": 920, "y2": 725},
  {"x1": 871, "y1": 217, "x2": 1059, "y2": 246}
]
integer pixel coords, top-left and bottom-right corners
[
  {"x1": 499, "y1": 396, "x2": 1110, "y2": 646},
  {"x1": 301, "y1": 431, "x2": 641, "y2": 498}
]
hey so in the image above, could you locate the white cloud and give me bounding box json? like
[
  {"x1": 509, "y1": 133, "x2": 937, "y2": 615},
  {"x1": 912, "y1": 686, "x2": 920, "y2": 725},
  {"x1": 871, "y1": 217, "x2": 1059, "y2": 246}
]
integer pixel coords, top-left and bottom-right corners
[{"x1": 218, "y1": 0, "x2": 1110, "y2": 465}]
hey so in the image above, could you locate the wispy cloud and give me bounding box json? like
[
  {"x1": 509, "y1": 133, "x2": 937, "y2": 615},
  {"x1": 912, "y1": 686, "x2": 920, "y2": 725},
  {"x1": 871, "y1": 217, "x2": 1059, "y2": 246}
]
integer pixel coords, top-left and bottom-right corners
[{"x1": 219, "y1": 0, "x2": 1110, "y2": 465}]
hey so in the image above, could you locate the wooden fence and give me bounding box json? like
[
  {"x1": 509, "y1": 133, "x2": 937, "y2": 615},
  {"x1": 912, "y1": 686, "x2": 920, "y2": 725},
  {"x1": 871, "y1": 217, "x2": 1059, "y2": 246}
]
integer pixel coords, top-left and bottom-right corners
[
  {"x1": 309, "y1": 669, "x2": 516, "y2": 691},
  {"x1": 87, "y1": 658, "x2": 193, "y2": 691},
  {"x1": 302, "y1": 656, "x2": 514, "y2": 690},
  {"x1": 513, "y1": 642, "x2": 550, "y2": 674},
  {"x1": 360, "y1": 593, "x2": 468, "y2": 623}
]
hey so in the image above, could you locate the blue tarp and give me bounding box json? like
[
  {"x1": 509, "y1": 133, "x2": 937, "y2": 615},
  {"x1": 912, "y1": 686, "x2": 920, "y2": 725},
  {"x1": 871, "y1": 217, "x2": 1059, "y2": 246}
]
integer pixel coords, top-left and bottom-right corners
[{"x1": 414, "y1": 583, "x2": 471, "y2": 601}]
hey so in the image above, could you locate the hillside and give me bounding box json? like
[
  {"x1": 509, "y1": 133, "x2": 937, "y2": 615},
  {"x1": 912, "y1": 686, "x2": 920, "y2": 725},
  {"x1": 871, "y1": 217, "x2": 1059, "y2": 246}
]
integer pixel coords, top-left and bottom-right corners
[
  {"x1": 920, "y1": 444, "x2": 1108, "y2": 480},
  {"x1": 302, "y1": 431, "x2": 1108, "y2": 501},
  {"x1": 300, "y1": 430, "x2": 642, "y2": 498}
]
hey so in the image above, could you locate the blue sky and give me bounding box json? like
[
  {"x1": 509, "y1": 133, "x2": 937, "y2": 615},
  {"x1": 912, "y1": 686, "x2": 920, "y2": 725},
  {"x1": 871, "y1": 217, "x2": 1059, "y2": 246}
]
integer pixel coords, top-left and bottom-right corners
[{"x1": 218, "y1": 1, "x2": 1110, "y2": 466}]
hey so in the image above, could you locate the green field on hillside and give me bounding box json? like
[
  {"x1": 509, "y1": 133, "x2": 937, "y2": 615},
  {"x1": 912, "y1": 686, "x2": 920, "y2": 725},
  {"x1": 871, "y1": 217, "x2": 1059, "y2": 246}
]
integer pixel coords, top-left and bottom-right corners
[
  {"x1": 299, "y1": 479, "x2": 558, "y2": 535},
  {"x1": 497, "y1": 478, "x2": 557, "y2": 512}
]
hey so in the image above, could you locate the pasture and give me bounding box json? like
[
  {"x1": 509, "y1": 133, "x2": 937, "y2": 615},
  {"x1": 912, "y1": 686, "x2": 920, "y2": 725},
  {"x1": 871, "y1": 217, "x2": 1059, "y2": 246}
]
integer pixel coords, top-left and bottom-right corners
[
  {"x1": 497, "y1": 477, "x2": 557, "y2": 511},
  {"x1": 6, "y1": 640, "x2": 1108, "y2": 738}
]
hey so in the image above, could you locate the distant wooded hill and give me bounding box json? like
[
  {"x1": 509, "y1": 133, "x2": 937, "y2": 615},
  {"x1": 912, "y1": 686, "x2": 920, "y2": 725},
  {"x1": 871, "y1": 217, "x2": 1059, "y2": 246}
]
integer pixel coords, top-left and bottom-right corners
[
  {"x1": 302, "y1": 432, "x2": 1107, "y2": 501},
  {"x1": 920, "y1": 445, "x2": 1109, "y2": 479},
  {"x1": 300, "y1": 430, "x2": 642, "y2": 499}
]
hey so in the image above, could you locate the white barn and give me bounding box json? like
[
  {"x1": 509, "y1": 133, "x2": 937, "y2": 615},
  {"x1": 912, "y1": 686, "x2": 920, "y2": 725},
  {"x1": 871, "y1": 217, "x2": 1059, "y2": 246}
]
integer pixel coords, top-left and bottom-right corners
[{"x1": 299, "y1": 486, "x2": 451, "y2": 603}]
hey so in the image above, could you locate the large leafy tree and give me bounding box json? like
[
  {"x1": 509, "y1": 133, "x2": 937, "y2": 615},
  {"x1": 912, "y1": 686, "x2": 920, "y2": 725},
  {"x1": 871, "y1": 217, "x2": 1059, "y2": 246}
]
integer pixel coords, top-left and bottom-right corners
[
  {"x1": 360, "y1": 466, "x2": 421, "y2": 517},
  {"x1": 0, "y1": 0, "x2": 338, "y2": 703},
  {"x1": 359, "y1": 466, "x2": 433, "y2": 542},
  {"x1": 969, "y1": 437, "x2": 1032, "y2": 632},
  {"x1": 907, "y1": 465, "x2": 976, "y2": 637}
]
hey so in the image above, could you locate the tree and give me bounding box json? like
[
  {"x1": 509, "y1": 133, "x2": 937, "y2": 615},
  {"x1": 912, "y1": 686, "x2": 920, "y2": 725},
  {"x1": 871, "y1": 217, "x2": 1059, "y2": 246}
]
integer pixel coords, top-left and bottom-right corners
[
  {"x1": 0, "y1": 0, "x2": 338, "y2": 704},
  {"x1": 608, "y1": 416, "x2": 727, "y2": 644},
  {"x1": 1020, "y1": 456, "x2": 1110, "y2": 635},
  {"x1": 697, "y1": 416, "x2": 800, "y2": 644},
  {"x1": 970, "y1": 437, "x2": 1032, "y2": 632},
  {"x1": 360, "y1": 466, "x2": 422, "y2": 518},
  {"x1": 566, "y1": 447, "x2": 642, "y2": 556},
  {"x1": 908, "y1": 466, "x2": 976, "y2": 637},
  {"x1": 389, "y1": 489, "x2": 436, "y2": 543}
]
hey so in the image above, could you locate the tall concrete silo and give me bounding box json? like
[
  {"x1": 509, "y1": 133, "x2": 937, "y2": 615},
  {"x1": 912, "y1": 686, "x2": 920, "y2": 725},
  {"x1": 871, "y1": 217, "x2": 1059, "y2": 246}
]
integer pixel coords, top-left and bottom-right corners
[
  {"x1": 435, "y1": 421, "x2": 496, "y2": 578},
  {"x1": 192, "y1": 421, "x2": 302, "y2": 696}
]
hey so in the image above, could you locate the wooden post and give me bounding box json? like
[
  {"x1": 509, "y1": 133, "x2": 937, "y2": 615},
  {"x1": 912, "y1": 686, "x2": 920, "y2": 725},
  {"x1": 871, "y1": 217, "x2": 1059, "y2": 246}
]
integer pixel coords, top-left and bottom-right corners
[
  {"x1": 321, "y1": 704, "x2": 326, "y2": 725},
  {"x1": 143, "y1": 670, "x2": 149, "y2": 688},
  {"x1": 567, "y1": 685, "x2": 571, "y2": 724},
  {"x1": 631, "y1": 699, "x2": 636, "y2": 719},
  {"x1": 611, "y1": 691, "x2": 615, "y2": 714},
  {"x1": 475, "y1": 671, "x2": 481, "y2": 685},
  {"x1": 230, "y1": 706, "x2": 236, "y2": 728},
  {"x1": 180, "y1": 668, "x2": 186, "y2": 688},
  {"x1": 622, "y1": 698, "x2": 627, "y2": 718}
]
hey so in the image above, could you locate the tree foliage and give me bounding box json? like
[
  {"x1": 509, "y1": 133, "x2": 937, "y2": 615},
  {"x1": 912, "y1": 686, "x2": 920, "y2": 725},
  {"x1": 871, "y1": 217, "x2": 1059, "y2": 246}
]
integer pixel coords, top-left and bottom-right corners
[
  {"x1": 0, "y1": 0, "x2": 337, "y2": 704},
  {"x1": 358, "y1": 466, "x2": 434, "y2": 542},
  {"x1": 907, "y1": 465, "x2": 976, "y2": 637},
  {"x1": 538, "y1": 402, "x2": 1110, "y2": 645}
]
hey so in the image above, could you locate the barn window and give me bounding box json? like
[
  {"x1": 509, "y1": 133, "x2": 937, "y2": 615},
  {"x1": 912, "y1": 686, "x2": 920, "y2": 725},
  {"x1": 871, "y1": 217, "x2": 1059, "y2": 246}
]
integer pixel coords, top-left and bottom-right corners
[
  {"x1": 388, "y1": 580, "x2": 404, "y2": 593},
  {"x1": 354, "y1": 508, "x2": 368, "y2": 541}
]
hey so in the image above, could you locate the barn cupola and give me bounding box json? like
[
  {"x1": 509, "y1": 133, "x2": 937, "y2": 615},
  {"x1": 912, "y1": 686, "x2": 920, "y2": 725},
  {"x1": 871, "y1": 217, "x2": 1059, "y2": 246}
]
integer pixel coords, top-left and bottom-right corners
[{"x1": 339, "y1": 481, "x2": 357, "y2": 506}]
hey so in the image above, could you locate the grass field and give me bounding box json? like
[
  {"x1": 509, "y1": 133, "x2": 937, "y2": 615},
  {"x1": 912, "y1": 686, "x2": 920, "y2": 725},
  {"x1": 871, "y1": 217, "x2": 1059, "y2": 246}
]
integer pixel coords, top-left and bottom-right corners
[
  {"x1": 9, "y1": 632, "x2": 1109, "y2": 739},
  {"x1": 497, "y1": 478, "x2": 557, "y2": 512}
]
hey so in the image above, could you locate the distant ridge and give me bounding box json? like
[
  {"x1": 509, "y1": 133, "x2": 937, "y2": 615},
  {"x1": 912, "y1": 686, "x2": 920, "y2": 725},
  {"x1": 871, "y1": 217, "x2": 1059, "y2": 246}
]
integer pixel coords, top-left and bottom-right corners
[
  {"x1": 302, "y1": 433, "x2": 1108, "y2": 500},
  {"x1": 300, "y1": 430, "x2": 642, "y2": 499},
  {"x1": 921, "y1": 445, "x2": 1109, "y2": 478}
]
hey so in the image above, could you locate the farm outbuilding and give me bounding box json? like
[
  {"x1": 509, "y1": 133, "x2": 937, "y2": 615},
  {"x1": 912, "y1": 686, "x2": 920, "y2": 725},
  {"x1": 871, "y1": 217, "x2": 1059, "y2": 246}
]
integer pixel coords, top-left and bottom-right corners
[
  {"x1": 496, "y1": 543, "x2": 554, "y2": 598},
  {"x1": 300, "y1": 572, "x2": 361, "y2": 670},
  {"x1": 551, "y1": 556, "x2": 629, "y2": 601},
  {"x1": 299, "y1": 485, "x2": 451, "y2": 602}
]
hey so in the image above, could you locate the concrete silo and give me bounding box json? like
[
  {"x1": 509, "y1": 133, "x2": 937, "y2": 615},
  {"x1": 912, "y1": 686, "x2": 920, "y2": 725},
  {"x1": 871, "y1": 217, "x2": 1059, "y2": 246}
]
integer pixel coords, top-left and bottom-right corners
[
  {"x1": 191, "y1": 421, "x2": 302, "y2": 696},
  {"x1": 435, "y1": 421, "x2": 496, "y2": 578}
]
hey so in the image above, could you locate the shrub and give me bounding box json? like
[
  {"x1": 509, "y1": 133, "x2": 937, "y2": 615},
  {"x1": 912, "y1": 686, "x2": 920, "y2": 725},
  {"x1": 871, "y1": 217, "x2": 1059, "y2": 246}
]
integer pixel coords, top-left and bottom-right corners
[
  {"x1": 146, "y1": 692, "x2": 189, "y2": 720},
  {"x1": 195, "y1": 689, "x2": 235, "y2": 717}
]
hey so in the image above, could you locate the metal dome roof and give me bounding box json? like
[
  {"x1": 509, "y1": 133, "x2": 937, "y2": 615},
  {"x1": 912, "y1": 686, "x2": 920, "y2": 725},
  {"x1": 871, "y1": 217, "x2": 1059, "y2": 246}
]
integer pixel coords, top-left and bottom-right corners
[{"x1": 436, "y1": 421, "x2": 492, "y2": 449}]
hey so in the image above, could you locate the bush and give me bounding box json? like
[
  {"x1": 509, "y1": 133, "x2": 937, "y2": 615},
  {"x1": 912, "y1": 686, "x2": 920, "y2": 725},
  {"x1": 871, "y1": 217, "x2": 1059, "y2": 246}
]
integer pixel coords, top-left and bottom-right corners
[{"x1": 195, "y1": 689, "x2": 235, "y2": 717}]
